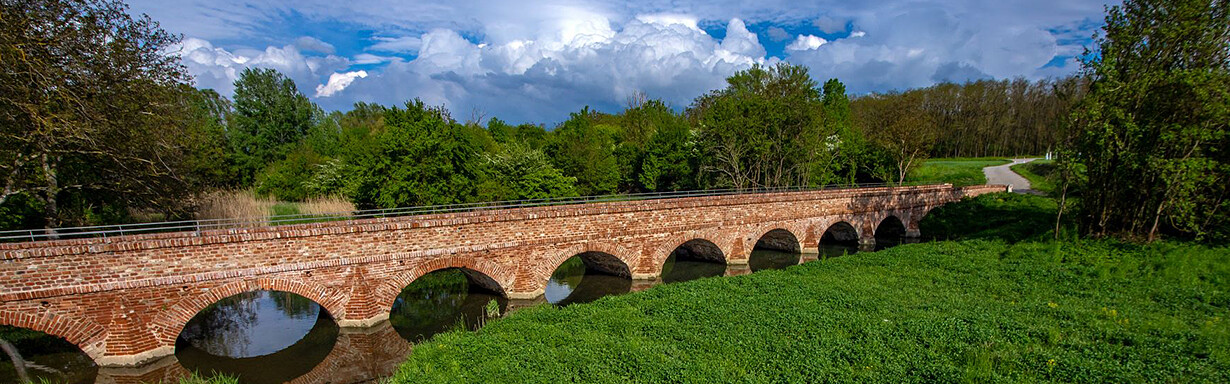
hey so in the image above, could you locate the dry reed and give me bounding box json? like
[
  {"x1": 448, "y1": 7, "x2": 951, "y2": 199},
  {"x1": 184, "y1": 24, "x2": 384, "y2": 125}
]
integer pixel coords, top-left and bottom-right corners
[
  {"x1": 299, "y1": 195, "x2": 355, "y2": 216},
  {"x1": 194, "y1": 190, "x2": 275, "y2": 222}
]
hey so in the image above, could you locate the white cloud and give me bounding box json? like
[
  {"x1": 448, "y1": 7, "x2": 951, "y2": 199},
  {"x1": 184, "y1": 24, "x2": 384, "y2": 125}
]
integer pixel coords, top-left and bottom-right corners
[
  {"x1": 369, "y1": 36, "x2": 423, "y2": 53},
  {"x1": 172, "y1": 37, "x2": 350, "y2": 97},
  {"x1": 294, "y1": 36, "x2": 335, "y2": 54},
  {"x1": 786, "y1": 35, "x2": 827, "y2": 51},
  {"x1": 316, "y1": 70, "x2": 369, "y2": 97},
  {"x1": 135, "y1": 0, "x2": 1114, "y2": 123}
]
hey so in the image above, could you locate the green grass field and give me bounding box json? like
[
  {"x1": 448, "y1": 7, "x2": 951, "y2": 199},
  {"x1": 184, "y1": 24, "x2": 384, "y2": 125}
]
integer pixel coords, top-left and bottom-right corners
[
  {"x1": 906, "y1": 157, "x2": 1011, "y2": 187},
  {"x1": 1011, "y1": 160, "x2": 1057, "y2": 195},
  {"x1": 391, "y1": 194, "x2": 1229, "y2": 383}
]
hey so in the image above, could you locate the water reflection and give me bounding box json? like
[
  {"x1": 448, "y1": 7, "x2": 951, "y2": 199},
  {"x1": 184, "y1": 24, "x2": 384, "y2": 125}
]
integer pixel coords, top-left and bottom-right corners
[
  {"x1": 748, "y1": 249, "x2": 801, "y2": 272},
  {"x1": 175, "y1": 291, "x2": 337, "y2": 384},
  {"x1": 818, "y1": 243, "x2": 860, "y2": 259},
  {"x1": 0, "y1": 326, "x2": 96, "y2": 384},
  {"x1": 389, "y1": 269, "x2": 508, "y2": 343},
  {"x1": 660, "y1": 254, "x2": 727, "y2": 283},
  {"x1": 545, "y1": 257, "x2": 633, "y2": 306}
]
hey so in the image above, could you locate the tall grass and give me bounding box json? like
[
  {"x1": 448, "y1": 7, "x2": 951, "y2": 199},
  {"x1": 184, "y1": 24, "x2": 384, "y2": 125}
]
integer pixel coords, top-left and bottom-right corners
[
  {"x1": 194, "y1": 190, "x2": 354, "y2": 225},
  {"x1": 194, "y1": 190, "x2": 275, "y2": 221},
  {"x1": 299, "y1": 195, "x2": 355, "y2": 216}
]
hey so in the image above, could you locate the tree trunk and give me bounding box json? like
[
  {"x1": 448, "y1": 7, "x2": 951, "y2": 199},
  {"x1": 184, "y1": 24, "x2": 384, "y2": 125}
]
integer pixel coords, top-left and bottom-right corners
[
  {"x1": 40, "y1": 153, "x2": 60, "y2": 237},
  {"x1": 0, "y1": 338, "x2": 30, "y2": 383}
]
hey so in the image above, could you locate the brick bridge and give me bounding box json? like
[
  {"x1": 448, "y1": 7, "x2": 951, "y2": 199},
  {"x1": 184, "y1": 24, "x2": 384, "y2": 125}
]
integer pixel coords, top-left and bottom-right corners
[{"x1": 0, "y1": 184, "x2": 1003, "y2": 368}]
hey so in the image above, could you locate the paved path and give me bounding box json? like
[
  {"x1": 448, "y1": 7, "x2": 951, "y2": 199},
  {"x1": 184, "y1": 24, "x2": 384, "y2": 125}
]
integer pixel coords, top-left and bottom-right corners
[{"x1": 984, "y1": 158, "x2": 1038, "y2": 193}]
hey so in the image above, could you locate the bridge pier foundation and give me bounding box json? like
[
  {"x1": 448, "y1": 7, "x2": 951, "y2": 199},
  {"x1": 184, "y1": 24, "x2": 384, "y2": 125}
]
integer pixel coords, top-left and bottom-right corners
[
  {"x1": 337, "y1": 313, "x2": 390, "y2": 328},
  {"x1": 858, "y1": 236, "x2": 877, "y2": 252}
]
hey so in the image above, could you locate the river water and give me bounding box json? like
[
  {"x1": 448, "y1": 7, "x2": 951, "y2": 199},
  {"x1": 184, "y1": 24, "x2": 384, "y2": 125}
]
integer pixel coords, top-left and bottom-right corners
[{"x1": 2, "y1": 244, "x2": 870, "y2": 384}]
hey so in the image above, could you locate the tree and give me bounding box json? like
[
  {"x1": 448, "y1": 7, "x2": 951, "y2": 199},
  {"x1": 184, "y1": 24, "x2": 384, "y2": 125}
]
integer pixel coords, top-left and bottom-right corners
[
  {"x1": 853, "y1": 91, "x2": 938, "y2": 184},
  {"x1": 1, "y1": 0, "x2": 196, "y2": 228},
  {"x1": 1068, "y1": 0, "x2": 1230, "y2": 241},
  {"x1": 230, "y1": 68, "x2": 321, "y2": 185},
  {"x1": 691, "y1": 63, "x2": 827, "y2": 189},
  {"x1": 350, "y1": 100, "x2": 485, "y2": 208},
  {"x1": 483, "y1": 144, "x2": 577, "y2": 200},
  {"x1": 545, "y1": 108, "x2": 620, "y2": 196}
]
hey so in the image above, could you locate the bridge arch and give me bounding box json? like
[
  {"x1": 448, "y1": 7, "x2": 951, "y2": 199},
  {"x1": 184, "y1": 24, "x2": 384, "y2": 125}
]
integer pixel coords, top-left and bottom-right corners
[
  {"x1": 647, "y1": 229, "x2": 738, "y2": 273},
  {"x1": 874, "y1": 214, "x2": 908, "y2": 239},
  {"x1": 0, "y1": 308, "x2": 108, "y2": 362},
  {"x1": 818, "y1": 220, "x2": 862, "y2": 245},
  {"x1": 153, "y1": 277, "x2": 346, "y2": 345},
  {"x1": 526, "y1": 242, "x2": 636, "y2": 294},
  {"x1": 377, "y1": 255, "x2": 515, "y2": 309},
  {"x1": 749, "y1": 226, "x2": 804, "y2": 253}
]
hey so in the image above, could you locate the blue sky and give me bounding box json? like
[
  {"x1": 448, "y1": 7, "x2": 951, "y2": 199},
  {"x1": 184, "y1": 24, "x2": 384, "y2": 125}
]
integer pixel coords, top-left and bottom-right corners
[{"x1": 129, "y1": 0, "x2": 1115, "y2": 124}]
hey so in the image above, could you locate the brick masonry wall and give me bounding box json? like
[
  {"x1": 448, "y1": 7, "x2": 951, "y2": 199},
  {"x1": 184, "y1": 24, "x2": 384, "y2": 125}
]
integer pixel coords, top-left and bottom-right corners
[{"x1": 0, "y1": 184, "x2": 1005, "y2": 366}]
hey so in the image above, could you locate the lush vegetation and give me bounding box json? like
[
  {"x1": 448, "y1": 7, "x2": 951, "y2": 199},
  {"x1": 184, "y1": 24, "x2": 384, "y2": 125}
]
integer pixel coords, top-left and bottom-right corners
[
  {"x1": 1061, "y1": 0, "x2": 1229, "y2": 242},
  {"x1": 905, "y1": 158, "x2": 1010, "y2": 187},
  {"x1": 389, "y1": 194, "x2": 1228, "y2": 383}
]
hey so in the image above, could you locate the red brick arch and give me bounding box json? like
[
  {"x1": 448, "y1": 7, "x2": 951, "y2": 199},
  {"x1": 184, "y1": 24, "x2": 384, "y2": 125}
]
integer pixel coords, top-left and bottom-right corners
[
  {"x1": 151, "y1": 277, "x2": 347, "y2": 344},
  {"x1": 519, "y1": 241, "x2": 638, "y2": 294},
  {"x1": 746, "y1": 222, "x2": 808, "y2": 252},
  {"x1": 816, "y1": 218, "x2": 865, "y2": 244},
  {"x1": 646, "y1": 229, "x2": 740, "y2": 273},
  {"x1": 0, "y1": 308, "x2": 108, "y2": 361},
  {"x1": 871, "y1": 212, "x2": 908, "y2": 237},
  {"x1": 375, "y1": 255, "x2": 516, "y2": 310}
]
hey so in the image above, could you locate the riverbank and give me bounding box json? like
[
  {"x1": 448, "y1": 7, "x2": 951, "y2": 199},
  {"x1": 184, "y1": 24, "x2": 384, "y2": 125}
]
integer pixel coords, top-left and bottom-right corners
[{"x1": 390, "y1": 195, "x2": 1229, "y2": 383}]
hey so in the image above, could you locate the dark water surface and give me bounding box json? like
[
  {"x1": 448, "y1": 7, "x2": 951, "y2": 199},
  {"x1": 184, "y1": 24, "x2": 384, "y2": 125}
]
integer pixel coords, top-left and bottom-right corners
[{"x1": 1, "y1": 239, "x2": 900, "y2": 384}]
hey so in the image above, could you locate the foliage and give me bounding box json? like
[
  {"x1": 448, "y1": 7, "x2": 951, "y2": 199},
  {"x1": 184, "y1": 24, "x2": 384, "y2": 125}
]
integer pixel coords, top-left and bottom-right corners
[
  {"x1": 853, "y1": 91, "x2": 938, "y2": 184},
  {"x1": 853, "y1": 78, "x2": 1086, "y2": 159},
  {"x1": 690, "y1": 63, "x2": 830, "y2": 189},
  {"x1": 392, "y1": 235, "x2": 1229, "y2": 383},
  {"x1": 229, "y1": 68, "x2": 321, "y2": 186},
  {"x1": 482, "y1": 144, "x2": 577, "y2": 201},
  {"x1": 349, "y1": 100, "x2": 486, "y2": 208},
  {"x1": 0, "y1": 0, "x2": 200, "y2": 227},
  {"x1": 255, "y1": 147, "x2": 324, "y2": 201},
  {"x1": 906, "y1": 158, "x2": 1010, "y2": 187},
  {"x1": 544, "y1": 108, "x2": 620, "y2": 195},
  {"x1": 1068, "y1": 0, "x2": 1230, "y2": 241}
]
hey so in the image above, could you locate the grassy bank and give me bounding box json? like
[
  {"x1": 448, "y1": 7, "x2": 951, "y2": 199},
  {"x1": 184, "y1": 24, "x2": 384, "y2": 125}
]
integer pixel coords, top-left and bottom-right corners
[
  {"x1": 906, "y1": 157, "x2": 1010, "y2": 187},
  {"x1": 1010, "y1": 160, "x2": 1057, "y2": 195},
  {"x1": 391, "y1": 195, "x2": 1229, "y2": 383}
]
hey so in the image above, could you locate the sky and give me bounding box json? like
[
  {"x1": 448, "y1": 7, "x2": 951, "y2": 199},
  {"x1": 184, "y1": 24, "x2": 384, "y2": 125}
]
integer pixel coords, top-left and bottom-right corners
[{"x1": 128, "y1": 0, "x2": 1116, "y2": 125}]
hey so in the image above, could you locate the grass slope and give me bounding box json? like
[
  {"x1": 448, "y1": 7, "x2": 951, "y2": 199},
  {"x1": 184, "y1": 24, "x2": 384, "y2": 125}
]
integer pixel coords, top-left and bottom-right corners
[
  {"x1": 907, "y1": 158, "x2": 1010, "y2": 187},
  {"x1": 1010, "y1": 160, "x2": 1057, "y2": 195},
  {"x1": 393, "y1": 196, "x2": 1229, "y2": 383}
]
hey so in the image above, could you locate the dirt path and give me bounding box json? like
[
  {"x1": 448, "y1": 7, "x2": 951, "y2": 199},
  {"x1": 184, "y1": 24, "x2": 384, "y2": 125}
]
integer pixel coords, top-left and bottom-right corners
[{"x1": 984, "y1": 158, "x2": 1038, "y2": 193}]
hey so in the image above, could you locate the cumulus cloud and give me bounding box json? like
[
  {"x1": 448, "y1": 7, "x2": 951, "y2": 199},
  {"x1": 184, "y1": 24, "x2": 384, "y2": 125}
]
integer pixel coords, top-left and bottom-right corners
[
  {"x1": 173, "y1": 37, "x2": 350, "y2": 96},
  {"x1": 316, "y1": 70, "x2": 369, "y2": 97},
  {"x1": 135, "y1": 0, "x2": 1113, "y2": 123},
  {"x1": 330, "y1": 16, "x2": 771, "y2": 121},
  {"x1": 786, "y1": 35, "x2": 827, "y2": 51}
]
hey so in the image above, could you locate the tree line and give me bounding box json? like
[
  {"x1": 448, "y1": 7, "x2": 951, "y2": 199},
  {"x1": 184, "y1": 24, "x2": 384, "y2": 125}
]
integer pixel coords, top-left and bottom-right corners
[{"x1": 3, "y1": 0, "x2": 1225, "y2": 243}]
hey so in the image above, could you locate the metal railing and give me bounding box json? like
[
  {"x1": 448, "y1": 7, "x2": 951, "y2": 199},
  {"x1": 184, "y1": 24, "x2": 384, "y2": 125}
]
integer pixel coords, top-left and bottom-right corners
[{"x1": 0, "y1": 182, "x2": 916, "y2": 243}]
